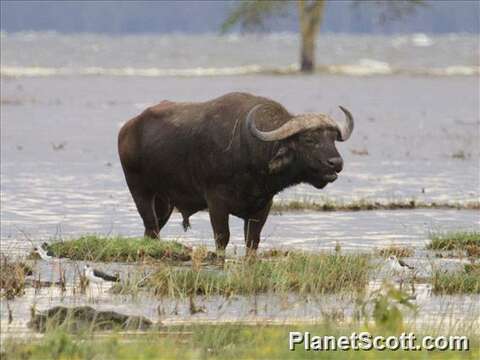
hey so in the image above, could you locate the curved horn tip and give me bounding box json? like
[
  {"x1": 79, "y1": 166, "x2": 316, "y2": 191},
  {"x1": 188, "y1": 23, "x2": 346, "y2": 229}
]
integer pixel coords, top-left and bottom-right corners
[
  {"x1": 337, "y1": 105, "x2": 354, "y2": 141},
  {"x1": 338, "y1": 105, "x2": 352, "y2": 117}
]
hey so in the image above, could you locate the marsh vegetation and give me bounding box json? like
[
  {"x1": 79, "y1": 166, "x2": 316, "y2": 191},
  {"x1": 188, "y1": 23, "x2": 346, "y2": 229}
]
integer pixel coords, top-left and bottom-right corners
[
  {"x1": 44, "y1": 236, "x2": 192, "y2": 262},
  {"x1": 427, "y1": 231, "x2": 480, "y2": 251},
  {"x1": 271, "y1": 199, "x2": 480, "y2": 213},
  {"x1": 377, "y1": 245, "x2": 414, "y2": 258},
  {"x1": 432, "y1": 264, "x2": 480, "y2": 294},
  {"x1": 2, "y1": 230, "x2": 479, "y2": 359},
  {"x1": 3, "y1": 298, "x2": 478, "y2": 360},
  {"x1": 133, "y1": 252, "x2": 372, "y2": 297},
  {"x1": 0, "y1": 254, "x2": 32, "y2": 299}
]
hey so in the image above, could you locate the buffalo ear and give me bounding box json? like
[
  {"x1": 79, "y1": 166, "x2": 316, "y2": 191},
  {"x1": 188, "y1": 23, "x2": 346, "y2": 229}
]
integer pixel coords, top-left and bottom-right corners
[{"x1": 268, "y1": 146, "x2": 293, "y2": 174}]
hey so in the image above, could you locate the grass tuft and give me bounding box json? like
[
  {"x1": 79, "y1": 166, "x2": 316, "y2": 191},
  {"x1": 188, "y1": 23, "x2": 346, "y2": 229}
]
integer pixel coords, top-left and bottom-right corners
[
  {"x1": 377, "y1": 245, "x2": 414, "y2": 258},
  {"x1": 432, "y1": 268, "x2": 480, "y2": 294},
  {"x1": 464, "y1": 263, "x2": 480, "y2": 275},
  {"x1": 140, "y1": 252, "x2": 372, "y2": 297},
  {"x1": 271, "y1": 199, "x2": 479, "y2": 213},
  {"x1": 45, "y1": 235, "x2": 191, "y2": 262},
  {"x1": 427, "y1": 231, "x2": 480, "y2": 254},
  {"x1": 0, "y1": 254, "x2": 32, "y2": 299}
]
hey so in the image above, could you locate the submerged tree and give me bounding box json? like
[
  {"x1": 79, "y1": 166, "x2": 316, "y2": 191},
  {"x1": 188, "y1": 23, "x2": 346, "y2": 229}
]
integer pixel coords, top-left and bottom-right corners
[
  {"x1": 222, "y1": 0, "x2": 424, "y2": 73},
  {"x1": 298, "y1": 0, "x2": 325, "y2": 72}
]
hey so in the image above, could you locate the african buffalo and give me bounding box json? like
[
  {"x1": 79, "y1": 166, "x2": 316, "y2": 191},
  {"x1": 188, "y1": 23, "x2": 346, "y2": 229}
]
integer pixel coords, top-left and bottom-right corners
[{"x1": 118, "y1": 92, "x2": 353, "y2": 256}]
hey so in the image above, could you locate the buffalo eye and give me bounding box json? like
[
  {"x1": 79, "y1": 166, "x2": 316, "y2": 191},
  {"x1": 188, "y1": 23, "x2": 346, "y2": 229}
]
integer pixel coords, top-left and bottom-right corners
[{"x1": 304, "y1": 137, "x2": 316, "y2": 146}]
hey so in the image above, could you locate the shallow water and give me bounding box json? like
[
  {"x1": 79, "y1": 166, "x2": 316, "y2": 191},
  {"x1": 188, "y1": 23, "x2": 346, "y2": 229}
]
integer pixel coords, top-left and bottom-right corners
[
  {"x1": 1, "y1": 33, "x2": 479, "y2": 345},
  {"x1": 1, "y1": 265, "x2": 478, "y2": 340},
  {"x1": 5, "y1": 208, "x2": 478, "y2": 257},
  {"x1": 1, "y1": 75, "x2": 479, "y2": 250}
]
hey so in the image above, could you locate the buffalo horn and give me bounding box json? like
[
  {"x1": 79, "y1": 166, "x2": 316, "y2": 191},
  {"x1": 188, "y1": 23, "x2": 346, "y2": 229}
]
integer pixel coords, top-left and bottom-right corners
[{"x1": 246, "y1": 104, "x2": 354, "y2": 142}]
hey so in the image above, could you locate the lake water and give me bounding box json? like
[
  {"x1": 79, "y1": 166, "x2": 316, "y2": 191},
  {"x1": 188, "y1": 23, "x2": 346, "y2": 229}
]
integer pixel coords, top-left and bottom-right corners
[
  {"x1": 1, "y1": 262, "x2": 479, "y2": 338},
  {"x1": 1, "y1": 33, "x2": 479, "y2": 340},
  {"x1": 1, "y1": 32, "x2": 479, "y2": 76},
  {"x1": 1, "y1": 33, "x2": 479, "y2": 253}
]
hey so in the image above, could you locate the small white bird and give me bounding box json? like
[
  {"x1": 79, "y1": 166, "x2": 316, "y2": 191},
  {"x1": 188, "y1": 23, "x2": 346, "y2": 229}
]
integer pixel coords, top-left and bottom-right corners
[
  {"x1": 84, "y1": 264, "x2": 119, "y2": 285},
  {"x1": 33, "y1": 246, "x2": 54, "y2": 261}
]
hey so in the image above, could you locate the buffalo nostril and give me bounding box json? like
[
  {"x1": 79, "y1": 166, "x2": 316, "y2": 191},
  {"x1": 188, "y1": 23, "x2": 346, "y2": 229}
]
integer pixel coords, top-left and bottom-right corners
[{"x1": 327, "y1": 157, "x2": 343, "y2": 172}]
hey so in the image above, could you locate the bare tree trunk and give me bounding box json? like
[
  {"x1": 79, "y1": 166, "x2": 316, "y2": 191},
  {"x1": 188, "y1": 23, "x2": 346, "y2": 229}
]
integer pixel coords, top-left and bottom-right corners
[{"x1": 298, "y1": 0, "x2": 325, "y2": 73}]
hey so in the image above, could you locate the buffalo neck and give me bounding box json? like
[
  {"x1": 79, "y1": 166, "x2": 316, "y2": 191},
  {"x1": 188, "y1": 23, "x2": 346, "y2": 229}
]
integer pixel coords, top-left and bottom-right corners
[{"x1": 265, "y1": 166, "x2": 303, "y2": 196}]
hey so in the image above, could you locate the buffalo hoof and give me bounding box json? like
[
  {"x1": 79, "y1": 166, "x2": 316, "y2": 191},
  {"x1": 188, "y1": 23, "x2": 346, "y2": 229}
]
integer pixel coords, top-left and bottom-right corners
[
  {"x1": 245, "y1": 248, "x2": 257, "y2": 260},
  {"x1": 144, "y1": 229, "x2": 159, "y2": 239}
]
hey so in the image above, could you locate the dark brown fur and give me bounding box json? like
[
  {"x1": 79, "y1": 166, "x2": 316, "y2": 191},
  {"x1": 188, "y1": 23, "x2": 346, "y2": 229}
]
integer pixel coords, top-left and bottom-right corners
[{"x1": 118, "y1": 92, "x2": 346, "y2": 254}]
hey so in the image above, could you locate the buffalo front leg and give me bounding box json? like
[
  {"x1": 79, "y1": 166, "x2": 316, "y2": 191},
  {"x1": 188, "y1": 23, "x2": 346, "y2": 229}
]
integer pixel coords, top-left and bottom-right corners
[
  {"x1": 206, "y1": 193, "x2": 230, "y2": 258},
  {"x1": 125, "y1": 173, "x2": 159, "y2": 238},
  {"x1": 244, "y1": 200, "x2": 272, "y2": 257}
]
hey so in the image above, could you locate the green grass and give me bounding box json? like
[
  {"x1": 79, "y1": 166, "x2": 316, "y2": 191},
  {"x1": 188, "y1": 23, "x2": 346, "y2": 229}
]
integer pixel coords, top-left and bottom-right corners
[
  {"x1": 429, "y1": 233, "x2": 480, "y2": 293},
  {"x1": 271, "y1": 199, "x2": 480, "y2": 213},
  {"x1": 45, "y1": 235, "x2": 191, "y2": 262},
  {"x1": 464, "y1": 263, "x2": 480, "y2": 274},
  {"x1": 427, "y1": 231, "x2": 480, "y2": 253},
  {"x1": 135, "y1": 252, "x2": 372, "y2": 297},
  {"x1": 432, "y1": 267, "x2": 480, "y2": 294},
  {"x1": 3, "y1": 324, "x2": 478, "y2": 360},
  {"x1": 377, "y1": 245, "x2": 414, "y2": 258}
]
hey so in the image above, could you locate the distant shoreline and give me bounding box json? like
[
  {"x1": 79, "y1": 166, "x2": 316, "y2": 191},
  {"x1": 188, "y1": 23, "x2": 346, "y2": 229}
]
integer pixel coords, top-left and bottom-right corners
[{"x1": 2, "y1": 64, "x2": 479, "y2": 78}]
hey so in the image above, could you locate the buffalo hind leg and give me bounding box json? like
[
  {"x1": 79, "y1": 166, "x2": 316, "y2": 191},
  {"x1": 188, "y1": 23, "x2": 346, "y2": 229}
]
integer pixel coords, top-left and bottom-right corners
[
  {"x1": 244, "y1": 200, "x2": 272, "y2": 257},
  {"x1": 155, "y1": 195, "x2": 173, "y2": 231},
  {"x1": 206, "y1": 193, "x2": 230, "y2": 258},
  {"x1": 125, "y1": 173, "x2": 159, "y2": 238}
]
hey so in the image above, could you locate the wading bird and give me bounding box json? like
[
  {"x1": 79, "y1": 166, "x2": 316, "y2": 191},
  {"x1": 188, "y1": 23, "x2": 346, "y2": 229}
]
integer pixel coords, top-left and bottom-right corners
[
  {"x1": 388, "y1": 255, "x2": 414, "y2": 273},
  {"x1": 33, "y1": 246, "x2": 54, "y2": 261},
  {"x1": 84, "y1": 264, "x2": 119, "y2": 287},
  {"x1": 387, "y1": 255, "x2": 415, "y2": 290},
  {"x1": 33, "y1": 245, "x2": 66, "y2": 286}
]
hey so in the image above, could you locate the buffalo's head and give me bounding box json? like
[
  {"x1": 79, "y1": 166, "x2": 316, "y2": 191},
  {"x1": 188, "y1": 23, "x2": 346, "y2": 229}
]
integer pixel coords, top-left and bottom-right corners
[{"x1": 247, "y1": 104, "x2": 354, "y2": 189}]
